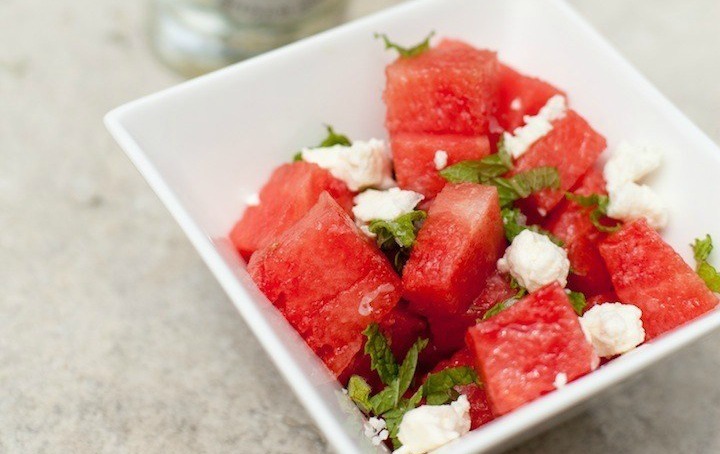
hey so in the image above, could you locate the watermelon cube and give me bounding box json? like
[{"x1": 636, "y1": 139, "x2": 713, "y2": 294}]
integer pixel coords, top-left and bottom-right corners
[
  {"x1": 339, "y1": 304, "x2": 429, "y2": 390},
  {"x1": 384, "y1": 39, "x2": 499, "y2": 136},
  {"x1": 428, "y1": 348, "x2": 495, "y2": 429},
  {"x1": 543, "y1": 168, "x2": 614, "y2": 296},
  {"x1": 403, "y1": 183, "x2": 505, "y2": 318},
  {"x1": 391, "y1": 133, "x2": 492, "y2": 199},
  {"x1": 466, "y1": 283, "x2": 598, "y2": 415},
  {"x1": 427, "y1": 271, "x2": 515, "y2": 356},
  {"x1": 512, "y1": 110, "x2": 606, "y2": 216},
  {"x1": 230, "y1": 162, "x2": 354, "y2": 259},
  {"x1": 248, "y1": 193, "x2": 401, "y2": 376},
  {"x1": 599, "y1": 219, "x2": 719, "y2": 340},
  {"x1": 496, "y1": 64, "x2": 565, "y2": 132}
]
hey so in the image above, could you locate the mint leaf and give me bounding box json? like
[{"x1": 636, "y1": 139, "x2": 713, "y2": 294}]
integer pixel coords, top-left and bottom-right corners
[
  {"x1": 565, "y1": 192, "x2": 622, "y2": 233},
  {"x1": 493, "y1": 166, "x2": 560, "y2": 207},
  {"x1": 383, "y1": 387, "x2": 424, "y2": 449},
  {"x1": 368, "y1": 211, "x2": 426, "y2": 249},
  {"x1": 293, "y1": 124, "x2": 351, "y2": 161},
  {"x1": 692, "y1": 235, "x2": 713, "y2": 263},
  {"x1": 567, "y1": 291, "x2": 587, "y2": 315},
  {"x1": 369, "y1": 383, "x2": 398, "y2": 415},
  {"x1": 375, "y1": 31, "x2": 435, "y2": 58},
  {"x1": 423, "y1": 367, "x2": 478, "y2": 405},
  {"x1": 318, "y1": 124, "x2": 351, "y2": 148},
  {"x1": 396, "y1": 338, "x2": 428, "y2": 399},
  {"x1": 483, "y1": 299, "x2": 511, "y2": 320},
  {"x1": 692, "y1": 235, "x2": 720, "y2": 292},
  {"x1": 363, "y1": 323, "x2": 398, "y2": 386},
  {"x1": 347, "y1": 375, "x2": 372, "y2": 413},
  {"x1": 501, "y1": 207, "x2": 564, "y2": 246},
  {"x1": 439, "y1": 147, "x2": 513, "y2": 184}
]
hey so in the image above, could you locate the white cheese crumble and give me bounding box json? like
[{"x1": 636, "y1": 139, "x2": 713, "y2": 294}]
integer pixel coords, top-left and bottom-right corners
[
  {"x1": 510, "y1": 97, "x2": 522, "y2": 110},
  {"x1": 364, "y1": 417, "x2": 389, "y2": 446},
  {"x1": 603, "y1": 142, "x2": 668, "y2": 229},
  {"x1": 502, "y1": 95, "x2": 567, "y2": 159},
  {"x1": 606, "y1": 182, "x2": 669, "y2": 229},
  {"x1": 497, "y1": 230, "x2": 570, "y2": 293},
  {"x1": 553, "y1": 372, "x2": 568, "y2": 390},
  {"x1": 433, "y1": 150, "x2": 449, "y2": 170},
  {"x1": 301, "y1": 138, "x2": 395, "y2": 191},
  {"x1": 352, "y1": 188, "x2": 424, "y2": 224},
  {"x1": 580, "y1": 303, "x2": 645, "y2": 358},
  {"x1": 394, "y1": 395, "x2": 471, "y2": 454},
  {"x1": 245, "y1": 193, "x2": 260, "y2": 207}
]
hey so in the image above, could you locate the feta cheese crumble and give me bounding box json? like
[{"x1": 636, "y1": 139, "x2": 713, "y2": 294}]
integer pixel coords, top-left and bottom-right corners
[
  {"x1": 352, "y1": 188, "x2": 424, "y2": 224},
  {"x1": 606, "y1": 182, "x2": 668, "y2": 229},
  {"x1": 580, "y1": 303, "x2": 645, "y2": 357},
  {"x1": 364, "y1": 417, "x2": 389, "y2": 446},
  {"x1": 301, "y1": 138, "x2": 395, "y2": 191},
  {"x1": 497, "y1": 230, "x2": 570, "y2": 293},
  {"x1": 394, "y1": 395, "x2": 471, "y2": 454},
  {"x1": 603, "y1": 142, "x2": 669, "y2": 229},
  {"x1": 245, "y1": 193, "x2": 260, "y2": 207},
  {"x1": 553, "y1": 372, "x2": 568, "y2": 389},
  {"x1": 502, "y1": 95, "x2": 567, "y2": 159},
  {"x1": 433, "y1": 150, "x2": 448, "y2": 170},
  {"x1": 510, "y1": 97, "x2": 522, "y2": 110}
]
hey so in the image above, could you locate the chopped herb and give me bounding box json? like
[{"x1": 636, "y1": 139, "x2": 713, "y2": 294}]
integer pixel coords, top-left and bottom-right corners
[
  {"x1": 567, "y1": 290, "x2": 587, "y2": 315},
  {"x1": 375, "y1": 31, "x2": 435, "y2": 58},
  {"x1": 293, "y1": 124, "x2": 351, "y2": 161},
  {"x1": 493, "y1": 166, "x2": 560, "y2": 207},
  {"x1": 363, "y1": 323, "x2": 398, "y2": 386},
  {"x1": 348, "y1": 325, "x2": 430, "y2": 448},
  {"x1": 423, "y1": 367, "x2": 478, "y2": 405},
  {"x1": 439, "y1": 146, "x2": 513, "y2": 184},
  {"x1": 483, "y1": 278, "x2": 527, "y2": 320},
  {"x1": 368, "y1": 210, "x2": 426, "y2": 273},
  {"x1": 501, "y1": 207, "x2": 564, "y2": 246},
  {"x1": 565, "y1": 192, "x2": 622, "y2": 233},
  {"x1": 692, "y1": 235, "x2": 720, "y2": 292}
]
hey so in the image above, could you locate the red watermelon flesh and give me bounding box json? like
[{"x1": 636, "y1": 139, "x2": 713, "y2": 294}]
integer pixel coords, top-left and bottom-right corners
[
  {"x1": 512, "y1": 110, "x2": 606, "y2": 216},
  {"x1": 392, "y1": 133, "x2": 492, "y2": 199},
  {"x1": 248, "y1": 193, "x2": 401, "y2": 376},
  {"x1": 585, "y1": 292, "x2": 619, "y2": 313},
  {"x1": 429, "y1": 348, "x2": 495, "y2": 428},
  {"x1": 427, "y1": 271, "x2": 515, "y2": 356},
  {"x1": 339, "y1": 304, "x2": 429, "y2": 390},
  {"x1": 599, "y1": 219, "x2": 719, "y2": 340},
  {"x1": 496, "y1": 64, "x2": 565, "y2": 132},
  {"x1": 543, "y1": 168, "x2": 614, "y2": 296},
  {"x1": 230, "y1": 162, "x2": 354, "y2": 260},
  {"x1": 403, "y1": 183, "x2": 505, "y2": 318},
  {"x1": 466, "y1": 283, "x2": 598, "y2": 415},
  {"x1": 384, "y1": 39, "x2": 499, "y2": 136}
]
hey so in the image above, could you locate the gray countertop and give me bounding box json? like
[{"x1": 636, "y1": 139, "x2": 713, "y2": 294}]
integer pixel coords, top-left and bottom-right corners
[{"x1": 1, "y1": 1, "x2": 719, "y2": 452}]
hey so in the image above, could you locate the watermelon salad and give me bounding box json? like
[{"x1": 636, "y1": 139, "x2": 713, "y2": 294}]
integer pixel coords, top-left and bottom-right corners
[{"x1": 230, "y1": 33, "x2": 720, "y2": 453}]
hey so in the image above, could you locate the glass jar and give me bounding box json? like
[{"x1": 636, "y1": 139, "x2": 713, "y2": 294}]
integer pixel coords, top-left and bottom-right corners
[{"x1": 150, "y1": 0, "x2": 349, "y2": 77}]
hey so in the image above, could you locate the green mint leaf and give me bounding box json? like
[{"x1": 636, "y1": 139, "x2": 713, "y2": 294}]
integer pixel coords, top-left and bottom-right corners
[
  {"x1": 692, "y1": 234, "x2": 714, "y2": 263},
  {"x1": 483, "y1": 299, "x2": 511, "y2": 320},
  {"x1": 396, "y1": 338, "x2": 429, "y2": 399},
  {"x1": 369, "y1": 382, "x2": 399, "y2": 415},
  {"x1": 362, "y1": 323, "x2": 398, "y2": 386},
  {"x1": 439, "y1": 148, "x2": 513, "y2": 184},
  {"x1": 692, "y1": 235, "x2": 720, "y2": 292},
  {"x1": 318, "y1": 124, "x2": 352, "y2": 148},
  {"x1": 368, "y1": 210, "x2": 426, "y2": 249},
  {"x1": 423, "y1": 367, "x2": 478, "y2": 405},
  {"x1": 698, "y1": 261, "x2": 720, "y2": 292},
  {"x1": 492, "y1": 166, "x2": 560, "y2": 207},
  {"x1": 501, "y1": 207, "x2": 564, "y2": 246},
  {"x1": 347, "y1": 375, "x2": 372, "y2": 413},
  {"x1": 292, "y1": 151, "x2": 303, "y2": 162},
  {"x1": 567, "y1": 290, "x2": 587, "y2": 315},
  {"x1": 565, "y1": 192, "x2": 622, "y2": 233},
  {"x1": 383, "y1": 387, "x2": 423, "y2": 449},
  {"x1": 375, "y1": 31, "x2": 435, "y2": 58}
]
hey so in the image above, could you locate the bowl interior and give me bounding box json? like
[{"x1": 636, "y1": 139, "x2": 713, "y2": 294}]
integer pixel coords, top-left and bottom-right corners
[{"x1": 106, "y1": 0, "x2": 720, "y2": 452}]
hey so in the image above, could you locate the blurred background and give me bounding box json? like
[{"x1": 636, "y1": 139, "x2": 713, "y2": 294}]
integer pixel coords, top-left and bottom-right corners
[{"x1": 2, "y1": 0, "x2": 720, "y2": 452}]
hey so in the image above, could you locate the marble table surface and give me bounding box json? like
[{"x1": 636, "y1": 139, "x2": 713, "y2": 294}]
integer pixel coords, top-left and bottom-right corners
[{"x1": 1, "y1": 0, "x2": 719, "y2": 452}]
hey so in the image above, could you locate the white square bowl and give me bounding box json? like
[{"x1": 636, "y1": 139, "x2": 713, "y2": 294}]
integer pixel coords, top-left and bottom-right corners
[{"x1": 105, "y1": 0, "x2": 720, "y2": 452}]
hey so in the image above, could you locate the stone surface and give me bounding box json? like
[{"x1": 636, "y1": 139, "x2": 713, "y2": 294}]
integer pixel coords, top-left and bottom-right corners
[{"x1": 0, "y1": 0, "x2": 719, "y2": 453}]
